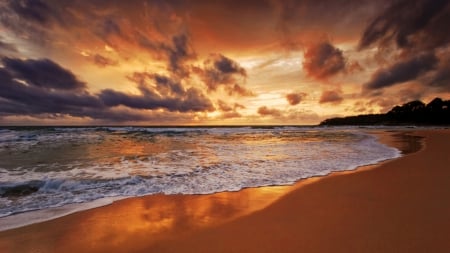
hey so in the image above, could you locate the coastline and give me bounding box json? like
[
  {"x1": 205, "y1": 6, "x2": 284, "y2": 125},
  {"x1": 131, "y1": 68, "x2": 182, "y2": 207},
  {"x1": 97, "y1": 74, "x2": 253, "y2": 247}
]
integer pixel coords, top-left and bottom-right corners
[
  {"x1": 1, "y1": 129, "x2": 449, "y2": 252},
  {"x1": 0, "y1": 127, "x2": 402, "y2": 232}
]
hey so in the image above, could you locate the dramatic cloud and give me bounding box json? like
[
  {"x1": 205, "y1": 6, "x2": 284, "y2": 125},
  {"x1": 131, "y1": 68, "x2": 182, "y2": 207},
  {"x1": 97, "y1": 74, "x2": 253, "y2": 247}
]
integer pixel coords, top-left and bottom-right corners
[
  {"x1": 167, "y1": 34, "x2": 195, "y2": 76},
  {"x1": 152, "y1": 74, "x2": 186, "y2": 96},
  {"x1": 213, "y1": 54, "x2": 246, "y2": 75},
  {"x1": 201, "y1": 54, "x2": 246, "y2": 89},
  {"x1": 0, "y1": 66, "x2": 103, "y2": 117},
  {"x1": 364, "y1": 53, "x2": 438, "y2": 90},
  {"x1": 1, "y1": 57, "x2": 86, "y2": 90},
  {"x1": 198, "y1": 54, "x2": 253, "y2": 96},
  {"x1": 257, "y1": 106, "x2": 282, "y2": 117},
  {"x1": 1, "y1": 0, "x2": 449, "y2": 125},
  {"x1": 359, "y1": 0, "x2": 450, "y2": 50},
  {"x1": 303, "y1": 41, "x2": 346, "y2": 79},
  {"x1": 358, "y1": 0, "x2": 450, "y2": 100},
  {"x1": 286, "y1": 92, "x2": 307, "y2": 106},
  {"x1": 0, "y1": 62, "x2": 132, "y2": 121},
  {"x1": 8, "y1": 0, "x2": 59, "y2": 25},
  {"x1": 319, "y1": 90, "x2": 343, "y2": 104},
  {"x1": 135, "y1": 32, "x2": 195, "y2": 77},
  {"x1": 0, "y1": 58, "x2": 214, "y2": 122},
  {"x1": 0, "y1": 0, "x2": 68, "y2": 44},
  {"x1": 99, "y1": 88, "x2": 213, "y2": 113},
  {"x1": 127, "y1": 72, "x2": 185, "y2": 97},
  {"x1": 100, "y1": 74, "x2": 214, "y2": 113}
]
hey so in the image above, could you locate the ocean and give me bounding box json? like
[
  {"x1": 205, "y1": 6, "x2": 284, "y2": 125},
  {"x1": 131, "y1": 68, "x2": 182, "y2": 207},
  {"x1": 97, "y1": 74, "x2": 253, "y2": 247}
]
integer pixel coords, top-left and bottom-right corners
[{"x1": 0, "y1": 126, "x2": 400, "y2": 223}]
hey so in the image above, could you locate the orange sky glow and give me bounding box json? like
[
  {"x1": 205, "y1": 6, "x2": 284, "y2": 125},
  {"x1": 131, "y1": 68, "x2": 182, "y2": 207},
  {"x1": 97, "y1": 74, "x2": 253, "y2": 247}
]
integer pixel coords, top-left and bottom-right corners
[{"x1": 0, "y1": 0, "x2": 449, "y2": 125}]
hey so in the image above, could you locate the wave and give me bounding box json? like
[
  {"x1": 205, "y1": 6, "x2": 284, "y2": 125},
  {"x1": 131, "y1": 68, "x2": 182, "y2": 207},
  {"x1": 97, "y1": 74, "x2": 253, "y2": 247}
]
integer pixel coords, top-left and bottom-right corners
[{"x1": 0, "y1": 128, "x2": 401, "y2": 219}]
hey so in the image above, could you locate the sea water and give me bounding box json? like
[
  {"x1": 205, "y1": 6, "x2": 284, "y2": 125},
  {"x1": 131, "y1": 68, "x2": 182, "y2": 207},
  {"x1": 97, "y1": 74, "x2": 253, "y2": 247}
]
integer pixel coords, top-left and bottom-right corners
[{"x1": 0, "y1": 126, "x2": 400, "y2": 220}]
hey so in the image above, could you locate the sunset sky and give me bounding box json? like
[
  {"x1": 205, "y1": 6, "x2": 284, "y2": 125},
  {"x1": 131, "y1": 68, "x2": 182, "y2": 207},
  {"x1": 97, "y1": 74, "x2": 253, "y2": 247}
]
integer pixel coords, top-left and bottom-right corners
[{"x1": 1, "y1": 0, "x2": 449, "y2": 125}]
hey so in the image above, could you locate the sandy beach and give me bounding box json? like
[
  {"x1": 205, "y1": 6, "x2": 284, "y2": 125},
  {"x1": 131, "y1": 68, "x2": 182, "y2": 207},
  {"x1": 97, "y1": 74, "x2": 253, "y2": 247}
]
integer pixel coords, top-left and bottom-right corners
[{"x1": 1, "y1": 129, "x2": 449, "y2": 252}]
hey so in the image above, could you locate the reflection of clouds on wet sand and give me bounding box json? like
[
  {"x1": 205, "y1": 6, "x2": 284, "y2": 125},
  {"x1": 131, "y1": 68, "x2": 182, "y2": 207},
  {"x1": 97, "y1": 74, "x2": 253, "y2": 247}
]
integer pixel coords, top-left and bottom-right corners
[{"x1": 0, "y1": 185, "x2": 298, "y2": 252}]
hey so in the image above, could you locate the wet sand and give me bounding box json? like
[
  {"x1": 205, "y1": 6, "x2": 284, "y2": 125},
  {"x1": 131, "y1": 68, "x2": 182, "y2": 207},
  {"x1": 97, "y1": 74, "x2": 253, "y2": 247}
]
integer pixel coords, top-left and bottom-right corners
[{"x1": 1, "y1": 129, "x2": 449, "y2": 252}]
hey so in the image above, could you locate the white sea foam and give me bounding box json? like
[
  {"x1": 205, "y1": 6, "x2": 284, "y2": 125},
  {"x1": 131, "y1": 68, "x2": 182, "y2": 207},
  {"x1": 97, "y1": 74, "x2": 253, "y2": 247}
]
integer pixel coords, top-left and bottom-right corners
[{"x1": 0, "y1": 127, "x2": 401, "y2": 227}]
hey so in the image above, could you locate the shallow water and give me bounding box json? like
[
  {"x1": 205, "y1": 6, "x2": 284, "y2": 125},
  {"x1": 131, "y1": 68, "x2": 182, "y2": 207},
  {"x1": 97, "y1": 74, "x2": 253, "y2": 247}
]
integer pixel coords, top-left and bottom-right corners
[{"x1": 0, "y1": 126, "x2": 401, "y2": 218}]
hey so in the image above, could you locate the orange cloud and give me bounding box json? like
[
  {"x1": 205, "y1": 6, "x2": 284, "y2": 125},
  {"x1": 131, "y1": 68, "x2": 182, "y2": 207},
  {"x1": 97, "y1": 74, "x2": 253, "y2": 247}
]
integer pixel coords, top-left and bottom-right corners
[
  {"x1": 286, "y1": 92, "x2": 307, "y2": 106},
  {"x1": 319, "y1": 90, "x2": 343, "y2": 104},
  {"x1": 257, "y1": 106, "x2": 282, "y2": 117},
  {"x1": 303, "y1": 41, "x2": 346, "y2": 80}
]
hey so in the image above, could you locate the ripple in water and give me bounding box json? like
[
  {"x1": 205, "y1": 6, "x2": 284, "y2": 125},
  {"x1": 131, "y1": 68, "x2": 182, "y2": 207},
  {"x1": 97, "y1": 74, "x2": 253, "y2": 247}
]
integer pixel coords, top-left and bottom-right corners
[{"x1": 0, "y1": 127, "x2": 400, "y2": 217}]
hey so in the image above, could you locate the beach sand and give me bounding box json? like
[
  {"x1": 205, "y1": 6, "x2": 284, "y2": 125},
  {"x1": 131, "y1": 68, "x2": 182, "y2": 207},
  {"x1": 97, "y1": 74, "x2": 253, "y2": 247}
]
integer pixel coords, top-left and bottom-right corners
[{"x1": 1, "y1": 129, "x2": 449, "y2": 252}]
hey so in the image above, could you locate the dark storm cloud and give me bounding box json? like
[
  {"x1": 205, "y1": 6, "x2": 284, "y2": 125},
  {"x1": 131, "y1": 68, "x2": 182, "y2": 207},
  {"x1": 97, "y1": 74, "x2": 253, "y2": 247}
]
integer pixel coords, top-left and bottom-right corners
[
  {"x1": 0, "y1": 57, "x2": 215, "y2": 121},
  {"x1": 359, "y1": 0, "x2": 450, "y2": 50},
  {"x1": 168, "y1": 34, "x2": 194, "y2": 76},
  {"x1": 99, "y1": 87, "x2": 214, "y2": 113},
  {"x1": 1, "y1": 58, "x2": 86, "y2": 90},
  {"x1": 319, "y1": 90, "x2": 343, "y2": 104},
  {"x1": 153, "y1": 74, "x2": 185, "y2": 96},
  {"x1": 197, "y1": 54, "x2": 253, "y2": 96},
  {"x1": 286, "y1": 92, "x2": 306, "y2": 106},
  {"x1": 0, "y1": 0, "x2": 68, "y2": 43},
  {"x1": 136, "y1": 32, "x2": 195, "y2": 76},
  {"x1": 1, "y1": 0, "x2": 190, "y2": 58},
  {"x1": 358, "y1": 0, "x2": 450, "y2": 98},
  {"x1": 200, "y1": 54, "x2": 247, "y2": 90},
  {"x1": 364, "y1": 53, "x2": 438, "y2": 90},
  {"x1": 213, "y1": 54, "x2": 246, "y2": 75},
  {"x1": 8, "y1": 0, "x2": 57, "y2": 25},
  {"x1": 303, "y1": 41, "x2": 346, "y2": 79},
  {"x1": 133, "y1": 40, "x2": 252, "y2": 97},
  {"x1": 101, "y1": 74, "x2": 214, "y2": 112},
  {"x1": 0, "y1": 67, "x2": 102, "y2": 117},
  {"x1": 127, "y1": 72, "x2": 186, "y2": 96}
]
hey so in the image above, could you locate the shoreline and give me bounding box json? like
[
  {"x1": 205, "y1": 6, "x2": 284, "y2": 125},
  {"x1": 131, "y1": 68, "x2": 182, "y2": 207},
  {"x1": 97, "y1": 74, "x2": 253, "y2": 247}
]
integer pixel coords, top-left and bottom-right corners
[
  {"x1": 2, "y1": 129, "x2": 448, "y2": 252},
  {"x1": 0, "y1": 129, "x2": 407, "y2": 232},
  {"x1": 154, "y1": 129, "x2": 449, "y2": 253}
]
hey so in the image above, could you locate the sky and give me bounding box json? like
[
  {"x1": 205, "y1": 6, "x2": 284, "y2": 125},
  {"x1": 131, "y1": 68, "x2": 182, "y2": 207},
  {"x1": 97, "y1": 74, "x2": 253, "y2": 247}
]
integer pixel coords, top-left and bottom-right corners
[{"x1": 0, "y1": 0, "x2": 449, "y2": 125}]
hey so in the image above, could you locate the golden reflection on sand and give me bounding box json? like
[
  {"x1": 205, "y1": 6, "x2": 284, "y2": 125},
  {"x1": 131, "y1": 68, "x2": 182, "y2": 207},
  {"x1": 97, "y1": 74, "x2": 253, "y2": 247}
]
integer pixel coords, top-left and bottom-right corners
[
  {"x1": 75, "y1": 186, "x2": 298, "y2": 247},
  {"x1": 0, "y1": 185, "x2": 300, "y2": 252}
]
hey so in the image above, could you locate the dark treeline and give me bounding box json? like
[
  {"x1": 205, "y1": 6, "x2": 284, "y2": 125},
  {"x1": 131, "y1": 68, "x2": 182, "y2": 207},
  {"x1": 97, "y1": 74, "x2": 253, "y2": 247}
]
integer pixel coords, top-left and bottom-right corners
[{"x1": 320, "y1": 98, "x2": 450, "y2": 126}]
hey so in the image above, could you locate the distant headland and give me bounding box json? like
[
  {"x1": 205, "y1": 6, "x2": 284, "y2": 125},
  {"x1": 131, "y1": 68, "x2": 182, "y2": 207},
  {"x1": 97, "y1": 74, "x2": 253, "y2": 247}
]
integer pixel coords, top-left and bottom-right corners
[{"x1": 320, "y1": 98, "x2": 450, "y2": 126}]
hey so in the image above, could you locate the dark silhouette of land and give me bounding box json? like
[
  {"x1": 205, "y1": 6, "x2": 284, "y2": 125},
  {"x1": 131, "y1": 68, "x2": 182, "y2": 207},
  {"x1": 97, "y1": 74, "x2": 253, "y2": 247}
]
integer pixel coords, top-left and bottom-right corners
[{"x1": 320, "y1": 98, "x2": 450, "y2": 126}]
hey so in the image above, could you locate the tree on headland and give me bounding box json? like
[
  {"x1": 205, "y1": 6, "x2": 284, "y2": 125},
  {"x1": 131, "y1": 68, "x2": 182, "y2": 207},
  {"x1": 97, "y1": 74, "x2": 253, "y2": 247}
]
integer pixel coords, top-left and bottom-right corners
[{"x1": 320, "y1": 98, "x2": 450, "y2": 126}]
